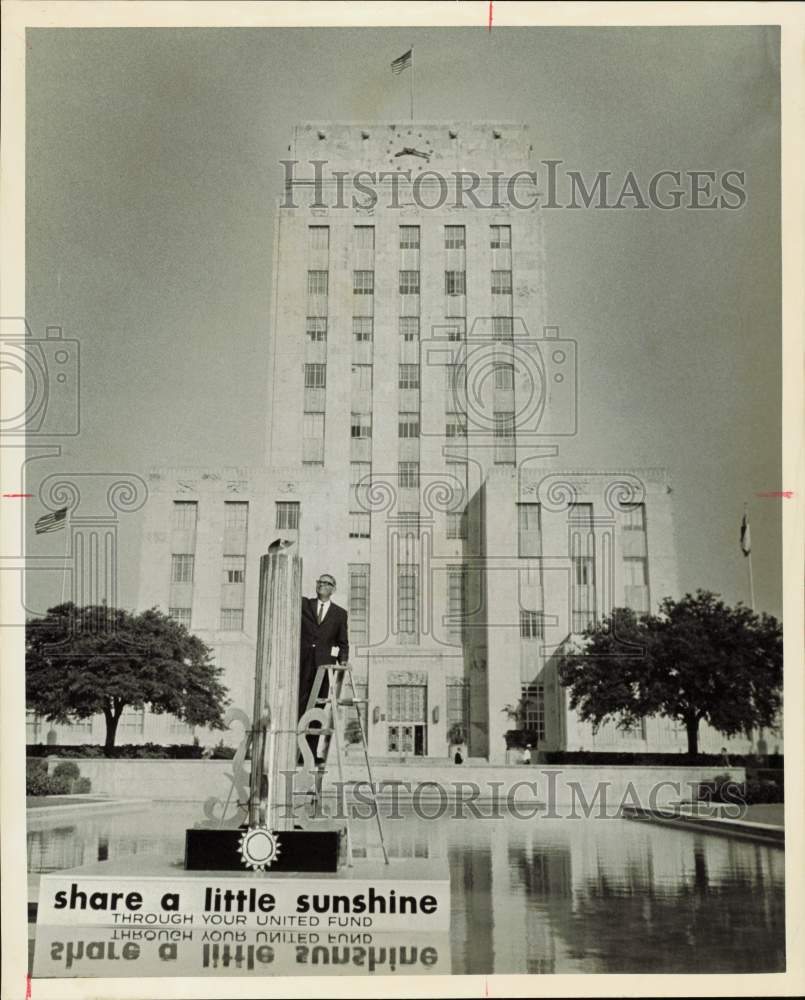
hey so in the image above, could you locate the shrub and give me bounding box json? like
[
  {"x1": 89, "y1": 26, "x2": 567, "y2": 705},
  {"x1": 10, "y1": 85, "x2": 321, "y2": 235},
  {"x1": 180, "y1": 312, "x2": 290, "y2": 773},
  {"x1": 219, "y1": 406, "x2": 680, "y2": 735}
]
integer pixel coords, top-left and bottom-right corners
[
  {"x1": 74, "y1": 777, "x2": 92, "y2": 793},
  {"x1": 26, "y1": 758, "x2": 54, "y2": 796},
  {"x1": 52, "y1": 761, "x2": 81, "y2": 782}
]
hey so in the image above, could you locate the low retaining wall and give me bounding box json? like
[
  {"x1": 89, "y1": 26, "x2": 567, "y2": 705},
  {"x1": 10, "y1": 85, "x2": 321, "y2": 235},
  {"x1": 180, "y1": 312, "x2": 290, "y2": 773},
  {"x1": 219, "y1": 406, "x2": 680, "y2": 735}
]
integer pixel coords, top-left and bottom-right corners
[{"x1": 40, "y1": 757, "x2": 746, "y2": 810}]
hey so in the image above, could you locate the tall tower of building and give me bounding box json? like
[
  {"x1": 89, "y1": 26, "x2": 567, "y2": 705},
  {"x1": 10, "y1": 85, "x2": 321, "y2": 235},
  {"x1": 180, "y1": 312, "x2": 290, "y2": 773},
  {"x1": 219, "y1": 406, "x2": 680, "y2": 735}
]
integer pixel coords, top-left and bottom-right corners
[{"x1": 129, "y1": 120, "x2": 691, "y2": 762}]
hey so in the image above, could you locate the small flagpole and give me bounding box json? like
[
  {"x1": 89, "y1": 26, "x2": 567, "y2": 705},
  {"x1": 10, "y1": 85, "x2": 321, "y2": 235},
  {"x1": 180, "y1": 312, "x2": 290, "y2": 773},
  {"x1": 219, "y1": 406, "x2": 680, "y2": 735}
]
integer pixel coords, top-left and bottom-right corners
[
  {"x1": 410, "y1": 46, "x2": 414, "y2": 121},
  {"x1": 744, "y1": 502, "x2": 755, "y2": 612}
]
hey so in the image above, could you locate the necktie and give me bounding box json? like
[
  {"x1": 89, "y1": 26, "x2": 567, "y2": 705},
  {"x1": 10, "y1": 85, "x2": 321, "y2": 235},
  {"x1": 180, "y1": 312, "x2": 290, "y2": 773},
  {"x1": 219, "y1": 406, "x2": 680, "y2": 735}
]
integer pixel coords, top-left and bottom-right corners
[{"x1": 317, "y1": 602, "x2": 323, "y2": 624}]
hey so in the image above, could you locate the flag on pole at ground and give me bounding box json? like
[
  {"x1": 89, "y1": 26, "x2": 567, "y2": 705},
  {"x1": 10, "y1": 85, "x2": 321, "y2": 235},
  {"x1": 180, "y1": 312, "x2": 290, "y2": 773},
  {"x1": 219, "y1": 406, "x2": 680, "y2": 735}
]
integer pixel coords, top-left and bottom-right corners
[
  {"x1": 740, "y1": 511, "x2": 751, "y2": 556},
  {"x1": 35, "y1": 507, "x2": 67, "y2": 534},
  {"x1": 391, "y1": 48, "x2": 412, "y2": 74}
]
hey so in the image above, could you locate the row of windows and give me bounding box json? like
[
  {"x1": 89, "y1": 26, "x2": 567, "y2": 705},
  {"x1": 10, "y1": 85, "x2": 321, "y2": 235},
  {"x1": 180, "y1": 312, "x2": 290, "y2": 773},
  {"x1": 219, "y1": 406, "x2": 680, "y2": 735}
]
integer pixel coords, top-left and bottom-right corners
[
  {"x1": 171, "y1": 501, "x2": 248, "y2": 530},
  {"x1": 309, "y1": 224, "x2": 512, "y2": 251},
  {"x1": 347, "y1": 510, "x2": 467, "y2": 540},
  {"x1": 306, "y1": 269, "x2": 513, "y2": 297},
  {"x1": 169, "y1": 607, "x2": 244, "y2": 631},
  {"x1": 306, "y1": 362, "x2": 512, "y2": 393},
  {"x1": 306, "y1": 315, "x2": 515, "y2": 344},
  {"x1": 170, "y1": 554, "x2": 246, "y2": 585}
]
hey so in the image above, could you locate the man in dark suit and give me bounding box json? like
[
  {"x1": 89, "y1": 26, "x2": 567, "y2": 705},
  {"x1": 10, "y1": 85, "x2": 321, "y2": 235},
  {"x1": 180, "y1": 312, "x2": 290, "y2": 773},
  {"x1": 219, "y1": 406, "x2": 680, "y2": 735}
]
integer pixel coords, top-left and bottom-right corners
[{"x1": 298, "y1": 573, "x2": 349, "y2": 762}]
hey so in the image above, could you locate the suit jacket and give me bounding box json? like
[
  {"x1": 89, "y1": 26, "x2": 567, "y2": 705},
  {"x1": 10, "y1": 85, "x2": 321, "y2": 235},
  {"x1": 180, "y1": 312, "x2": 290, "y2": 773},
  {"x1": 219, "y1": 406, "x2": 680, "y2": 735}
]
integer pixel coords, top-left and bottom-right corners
[{"x1": 299, "y1": 597, "x2": 349, "y2": 668}]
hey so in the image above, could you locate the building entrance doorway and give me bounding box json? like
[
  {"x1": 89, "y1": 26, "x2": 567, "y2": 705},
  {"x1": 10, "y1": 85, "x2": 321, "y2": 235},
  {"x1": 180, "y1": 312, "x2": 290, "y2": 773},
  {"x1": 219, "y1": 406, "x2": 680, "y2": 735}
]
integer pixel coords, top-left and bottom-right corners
[{"x1": 386, "y1": 678, "x2": 427, "y2": 757}]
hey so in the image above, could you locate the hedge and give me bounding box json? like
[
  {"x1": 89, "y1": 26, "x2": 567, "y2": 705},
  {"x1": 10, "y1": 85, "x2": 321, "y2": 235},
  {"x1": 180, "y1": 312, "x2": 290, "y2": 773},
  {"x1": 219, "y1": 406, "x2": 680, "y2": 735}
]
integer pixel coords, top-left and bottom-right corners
[{"x1": 27, "y1": 743, "x2": 236, "y2": 760}]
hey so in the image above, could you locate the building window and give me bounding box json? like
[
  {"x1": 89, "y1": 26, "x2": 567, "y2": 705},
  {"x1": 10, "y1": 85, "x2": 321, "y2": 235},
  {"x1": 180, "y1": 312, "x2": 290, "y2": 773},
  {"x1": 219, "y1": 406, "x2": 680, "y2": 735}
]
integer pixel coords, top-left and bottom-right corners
[
  {"x1": 446, "y1": 680, "x2": 470, "y2": 735},
  {"x1": 493, "y1": 411, "x2": 515, "y2": 463},
  {"x1": 308, "y1": 226, "x2": 329, "y2": 251},
  {"x1": 349, "y1": 511, "x2": 371, "y2": 538},
  {"x1": 398, "y1": 412, "x2": 420, "y2": 438},
  {"x1": 222, "y1": 555, "x2": 246, "y2": 584},
  {"x1": 492, "y1": 270, "x2": 513, "y2": 295},
  {"x1": 520, "y1": 610, "x2": 544, "y2": 640},
  {"x1": 171, "y1": 554, "x2": 194, "y2": 583},
  {"x1": 399, "y1": 364, "x2": 420, "y2": 389},
  {"x1": 275, "y1": 501, "x2": 300, "y2": 530},
  {"x1": 492, "y1": 316, "x2": 514, "y2": 340},
  {"x1": 397, "y1": 566, "x2": 418, "y2": 641},
  {"x1": 303, "y1": 411, "x2": 325, "y2": 463},
  {"x1": 445, "y1": 225, "x2": 466, "y2": 249},
  {"x1": 446, "y1": 412, "x2": 467, "y2": 438},
  {"x1": 399, "y1": 270, "x2": 420, "y2": 295},
  {"x1": 304, "y1": 363, "x2": 326, "y2": 388},
  {"x1": 119, "y1": 708, "x2": 145, "y2": 736},
  {"x1": 353, "y1": 270, "x2": 374, "y2": 295},
  {"x1": 446, "y1": 364, "x2": 466, "y2": 391},
  {"x1": 445, "y1": 271, "x2": 466, "y2": 296},
  {"x1": 350, "y1": 461, "x2": 371, "y2": 487},
  {"x1": 353, "y1": 317, "x2": 373, "y2": 342},
  {"x1": 400, "y1": 316, "x2": 420, "y2": 341},
  {"x1": 224, "y1": 501, "x2": 248, "y2": 529},
  {"x1": 351, "y1": 364, "x2": 373, "y2": 392},
  {"x1": 517, "y1": 503, "x2": 542, "y2": 558},
  {"x1": 446, "y1": 566, "x2": 467, "y2": 643},
  {"x1": 307, "y1": 270, "x2": 328, "y2": 296},
  {"x1": 399, "y1": 462, "x2": 420, "y2": 488},
  {"x1": 624, "y1": 556, "x2": 650, "y2": 614},
  {"x1": 306, "y1": 317, "x2": 327, "y2": 341},
  {"x1": 220, "y1": 609, "x2": 244, "y2": 631},
  {"x1": 621, "y1": 504, "x2": 646, "y2": 531},
  {"x1": 446, "y1": 510, "x2": 468, "y2": 539},
  {"x1": 348, "y1": 564, "x2": 370, "y2": 646},
  {"x1": 495, "y1": 362, "x2": 514, "y2": 389},
  {"x1": 397, "y1": 512, "x2": 420, "y2": 537},
  {"x1": 350, "y1": 413, "x2": 372, "y2": 439},
  {"x1": 354, "y1": 226, "x2": 375, "y2": 250},
  {"x1": 490, "y1": 225, "x2": 511, "y2": 249},
  {"x1": 172, "y1": 501, "x2": 197, "y2": 530},
  {"x1": 400, "y1": 225, "x2": 420, "y2": 249},
  {"x1": 521, "y1": 684, "x2": 545, "y2": 741},
  {"x1": 169, "y1": 607, "x2": 192, "y2": 628},
  {"x1": 446, "y1": 318, "x2": 466, "y2": 341}
]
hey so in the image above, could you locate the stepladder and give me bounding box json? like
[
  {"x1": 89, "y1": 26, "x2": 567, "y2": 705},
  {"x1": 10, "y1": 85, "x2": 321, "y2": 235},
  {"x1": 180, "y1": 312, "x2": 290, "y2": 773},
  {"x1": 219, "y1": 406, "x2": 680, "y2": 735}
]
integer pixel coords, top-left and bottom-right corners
[{"x1": 298, "y1": 662, "x2": 389, "y2": 866}]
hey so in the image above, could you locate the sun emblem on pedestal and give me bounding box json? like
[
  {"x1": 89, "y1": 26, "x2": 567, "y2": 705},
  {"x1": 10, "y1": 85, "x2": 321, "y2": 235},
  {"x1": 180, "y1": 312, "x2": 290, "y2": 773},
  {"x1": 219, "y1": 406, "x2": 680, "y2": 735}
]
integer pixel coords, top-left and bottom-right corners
[{"x1": 238, "y1": 826, "x2": 281, "y2": 871}]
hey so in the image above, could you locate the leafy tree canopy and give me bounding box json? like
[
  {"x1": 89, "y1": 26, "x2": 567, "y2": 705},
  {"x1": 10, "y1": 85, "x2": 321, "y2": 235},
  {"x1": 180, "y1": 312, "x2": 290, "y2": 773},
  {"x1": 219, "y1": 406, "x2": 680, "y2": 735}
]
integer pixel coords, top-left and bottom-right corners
[
  {"x1": 558, "y1": 591, "x2": 782, "y2": 755},
  {"x1": 26, "y1": 603, "x2": 229, "y2": 750}
]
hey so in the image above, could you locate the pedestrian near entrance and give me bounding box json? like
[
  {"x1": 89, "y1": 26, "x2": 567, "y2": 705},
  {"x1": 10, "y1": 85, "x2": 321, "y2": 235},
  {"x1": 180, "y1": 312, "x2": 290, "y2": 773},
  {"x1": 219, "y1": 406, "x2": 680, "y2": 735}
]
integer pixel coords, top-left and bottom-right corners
[{"x1": 521, "y1": 744, "x2": 532, "y2": 765}]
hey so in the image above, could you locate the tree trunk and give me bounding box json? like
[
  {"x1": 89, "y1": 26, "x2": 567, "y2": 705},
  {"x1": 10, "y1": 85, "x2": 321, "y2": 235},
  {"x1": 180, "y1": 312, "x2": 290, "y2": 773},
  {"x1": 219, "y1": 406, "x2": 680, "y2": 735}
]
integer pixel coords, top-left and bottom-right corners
[
  {"x1": 103, "y1": 706, "x2": 122, "y2": 753},
  {"x1": 685, "y1": 716, "x2": 699, "y2": 756}
]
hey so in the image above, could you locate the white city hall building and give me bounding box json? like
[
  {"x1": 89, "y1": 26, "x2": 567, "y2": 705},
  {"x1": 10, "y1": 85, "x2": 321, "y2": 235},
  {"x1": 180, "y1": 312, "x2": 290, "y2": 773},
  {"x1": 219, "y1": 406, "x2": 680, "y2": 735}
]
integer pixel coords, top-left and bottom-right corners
[{"x1": 82, "y1": 123, "x2": 740, "y2": 760}]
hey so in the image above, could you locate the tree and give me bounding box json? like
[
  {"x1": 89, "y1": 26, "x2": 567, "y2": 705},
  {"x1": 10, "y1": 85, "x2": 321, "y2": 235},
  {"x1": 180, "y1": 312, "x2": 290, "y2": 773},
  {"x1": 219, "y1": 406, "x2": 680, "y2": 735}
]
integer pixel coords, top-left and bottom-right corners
[
  {"x1": 26, "y1": 603, "x2": 229, "y2": 751},
  {"x1": 558, "y1": 591, "x2": 782, "y2": 755}
]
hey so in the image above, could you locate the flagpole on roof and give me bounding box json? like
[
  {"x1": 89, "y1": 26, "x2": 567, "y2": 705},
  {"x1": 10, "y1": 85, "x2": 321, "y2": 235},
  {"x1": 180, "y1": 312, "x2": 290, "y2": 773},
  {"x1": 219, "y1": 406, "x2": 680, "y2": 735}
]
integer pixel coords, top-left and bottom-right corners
[
  {"x1": 742, "y1": 502, "x2": 755, "y2": 612},
  {"x1": 410, "y1": 46, "x2": 414, "y2": 121},
  {"x1": 59, "y1": 506, "x2": 71, "y2": 607}
]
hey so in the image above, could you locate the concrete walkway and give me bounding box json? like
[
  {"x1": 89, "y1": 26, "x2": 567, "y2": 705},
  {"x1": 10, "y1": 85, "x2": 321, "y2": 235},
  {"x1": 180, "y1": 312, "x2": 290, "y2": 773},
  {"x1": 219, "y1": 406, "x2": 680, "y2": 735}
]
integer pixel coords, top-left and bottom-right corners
[{"x1": 621, "y1": 803, "x2": 784, "y2": 845}]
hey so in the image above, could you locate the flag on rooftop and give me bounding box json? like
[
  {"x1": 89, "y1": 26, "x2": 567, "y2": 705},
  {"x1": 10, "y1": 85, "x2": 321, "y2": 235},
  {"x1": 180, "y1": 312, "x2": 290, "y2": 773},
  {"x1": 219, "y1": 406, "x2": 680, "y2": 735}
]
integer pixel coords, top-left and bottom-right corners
[
  {"x1": 35, "y1": 507, "x2": 67, "y2": 534},
  {"x1": 391, "y1": 48, "x2": 412, "y2": 75},
  {"x1": 740, "y1": 511, "x2": 751, "y2": 557}
]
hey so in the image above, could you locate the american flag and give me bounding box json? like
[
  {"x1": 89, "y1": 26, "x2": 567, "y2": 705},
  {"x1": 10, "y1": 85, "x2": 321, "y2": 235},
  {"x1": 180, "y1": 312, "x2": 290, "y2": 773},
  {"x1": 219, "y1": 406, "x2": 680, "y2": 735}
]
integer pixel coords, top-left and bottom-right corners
[
  {"x1": 35, "y1": 507, "x2": 67, "y2": 534},
  {"x1": 740, "y1": 511, "x2": 751, "y2": 557},
  {"x1": 391, "y1": 48, "x2": 412, "y2": 75}
]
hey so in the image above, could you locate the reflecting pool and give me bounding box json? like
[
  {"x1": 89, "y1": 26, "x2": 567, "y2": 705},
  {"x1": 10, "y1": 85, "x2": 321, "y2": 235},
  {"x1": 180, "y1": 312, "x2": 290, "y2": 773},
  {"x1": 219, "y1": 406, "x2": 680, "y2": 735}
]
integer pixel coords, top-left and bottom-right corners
[{"x1": 28, "y1": 801, "x2": 785, "y2": 975}]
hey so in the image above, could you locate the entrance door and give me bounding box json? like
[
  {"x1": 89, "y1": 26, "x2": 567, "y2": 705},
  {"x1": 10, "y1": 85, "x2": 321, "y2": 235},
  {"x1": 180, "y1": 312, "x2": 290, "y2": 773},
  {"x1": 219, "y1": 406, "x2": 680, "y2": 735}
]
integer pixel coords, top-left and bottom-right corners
[{"x1": 387, "y1": 683, "x2": 427, "y2": 757}]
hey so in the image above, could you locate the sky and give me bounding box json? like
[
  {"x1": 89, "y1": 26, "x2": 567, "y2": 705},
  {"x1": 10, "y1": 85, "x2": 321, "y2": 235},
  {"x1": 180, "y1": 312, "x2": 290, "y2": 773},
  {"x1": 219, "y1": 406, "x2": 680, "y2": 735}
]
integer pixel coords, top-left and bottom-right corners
[{"x1": 24, "y1": 25, "x2": 782, "y2": 618}]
